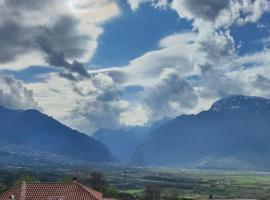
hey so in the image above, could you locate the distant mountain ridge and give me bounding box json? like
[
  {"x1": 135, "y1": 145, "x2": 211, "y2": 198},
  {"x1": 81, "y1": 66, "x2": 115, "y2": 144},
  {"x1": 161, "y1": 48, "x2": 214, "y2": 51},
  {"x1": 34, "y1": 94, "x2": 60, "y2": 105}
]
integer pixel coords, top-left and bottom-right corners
[
  {"x1": 130, "y1": 95, "x2": 270, "y2": 170},
  {"x1": 210, "y1": 95, "x2": 270, "y2": 112},
  {"x1": 2, "y1": 95, "x2": 270, "y2": 170},
  {"x1": 93, "y1": 119, "x2": 168, "y2": 162},
  {"x1": 0, "y1": 106, "x2": 115, "y2": 166}
]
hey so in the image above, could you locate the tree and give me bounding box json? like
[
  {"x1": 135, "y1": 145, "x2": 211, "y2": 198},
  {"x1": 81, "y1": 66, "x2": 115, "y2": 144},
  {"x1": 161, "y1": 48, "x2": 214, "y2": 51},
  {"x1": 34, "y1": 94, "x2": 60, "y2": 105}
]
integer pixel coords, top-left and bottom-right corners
[
  {"x1": 162, "y1": 189, "x2": 180, "y2": 200},
  {"x1": 104, "y1": 185, "x2": 120, "y2": 198},
  {"x1": 1, "y1": 171, "x2": 17, "y2": 189},
  {"x1": 58, "y1": 175, "x2": 73, "y2": 183},
  {"x1": 143, "y1": 187, "x2": 161, "y2": 200},
  {"x1": 90, "y1": 171, "x2": 107, "y2": 192},
  {"x1": 13, "y1": 175, "x2": 39, "y2": 187}
]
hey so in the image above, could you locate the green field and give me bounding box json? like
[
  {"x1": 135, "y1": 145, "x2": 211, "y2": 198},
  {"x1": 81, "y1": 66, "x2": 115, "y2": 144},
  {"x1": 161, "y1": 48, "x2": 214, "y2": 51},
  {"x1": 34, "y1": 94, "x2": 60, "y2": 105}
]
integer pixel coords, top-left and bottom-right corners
[
  {"x1": 101, "y1": 167, "x2": 270, "y2": 199},
  {"x1": 1, "y1": 166, "x2": 270, "y2": 199}
]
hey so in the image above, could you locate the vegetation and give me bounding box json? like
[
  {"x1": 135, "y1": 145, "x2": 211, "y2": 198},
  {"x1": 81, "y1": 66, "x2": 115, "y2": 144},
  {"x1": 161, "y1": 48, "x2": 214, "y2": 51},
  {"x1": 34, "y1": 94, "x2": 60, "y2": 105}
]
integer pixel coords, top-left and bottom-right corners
[
  {"x1": 13, "y1": 175, "x2": 39, "y2": 187},
  {"x1": 2, "y1": 166, "x2": 270, "y2": 199}
]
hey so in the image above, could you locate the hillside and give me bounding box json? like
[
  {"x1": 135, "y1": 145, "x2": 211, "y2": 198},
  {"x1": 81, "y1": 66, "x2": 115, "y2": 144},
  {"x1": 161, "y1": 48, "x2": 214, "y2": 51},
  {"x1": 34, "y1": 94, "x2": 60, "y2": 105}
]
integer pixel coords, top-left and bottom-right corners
[
  {"x1": 93, "y1": 119, "x2": 168, "y2": 162},
  {"x1": 0, "y1": 106, "x2": 115, "y2": 166},
  {"x1": 131, "y1": 95, "x2": 270, "y2": 170}
]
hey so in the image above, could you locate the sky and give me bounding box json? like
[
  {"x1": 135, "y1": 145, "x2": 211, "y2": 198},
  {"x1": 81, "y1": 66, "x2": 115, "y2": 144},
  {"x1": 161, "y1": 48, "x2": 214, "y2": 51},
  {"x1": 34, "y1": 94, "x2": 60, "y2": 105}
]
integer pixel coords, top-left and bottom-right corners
[{"x1": 0, "y1": 0, "x2": 270, "y2": 134}]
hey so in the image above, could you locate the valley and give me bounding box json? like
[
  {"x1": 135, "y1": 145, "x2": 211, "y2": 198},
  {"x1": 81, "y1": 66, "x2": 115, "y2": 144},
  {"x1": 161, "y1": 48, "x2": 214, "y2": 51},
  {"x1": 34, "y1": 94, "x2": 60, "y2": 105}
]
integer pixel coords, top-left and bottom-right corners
[
  {"x1": 94, "y1": 95, "x2": 270, "y2": 170},
  {"x1": 1, "y1": 166, "x2": 270, "y2": 199},
  {"x1": 0, "y1": 0, "x2": 269, "y2": 199},
  {"x1": 1, "y1": 95, "x2": 270, "y2": 199}
]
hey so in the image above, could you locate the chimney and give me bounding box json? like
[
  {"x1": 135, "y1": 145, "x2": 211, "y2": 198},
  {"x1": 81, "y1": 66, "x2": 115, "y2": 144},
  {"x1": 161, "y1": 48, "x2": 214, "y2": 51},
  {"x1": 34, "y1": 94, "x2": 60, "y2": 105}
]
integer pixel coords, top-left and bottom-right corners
[
  {"x1": 72, "y1": 177, "x2": 78, "y2": 183},
  {"x1": 20, "y1": 181, "x2": 26, "y2": 200}
]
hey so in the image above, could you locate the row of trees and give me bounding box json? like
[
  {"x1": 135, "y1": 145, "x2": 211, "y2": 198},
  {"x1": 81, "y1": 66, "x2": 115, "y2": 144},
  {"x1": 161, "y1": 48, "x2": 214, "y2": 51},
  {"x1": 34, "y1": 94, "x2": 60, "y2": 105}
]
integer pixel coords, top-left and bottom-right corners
[
  {"x1": 0, "y1": 170, "x2": 191, "y2": 200},
  {"x1": 87, "y1": 172, "x2": 192, "y2": 200},
  {"x1": 65, "y1": 171, "x2": 188, "y2": 200}
]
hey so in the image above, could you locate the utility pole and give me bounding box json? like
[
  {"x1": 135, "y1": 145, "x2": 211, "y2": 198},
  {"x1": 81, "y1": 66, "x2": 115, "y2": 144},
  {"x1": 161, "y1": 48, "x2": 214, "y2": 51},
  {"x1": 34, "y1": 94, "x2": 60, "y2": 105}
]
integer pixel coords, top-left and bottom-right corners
[
  {"x1": 123, "y1": 170, "x2": 126, "y2": 194},
  {"x1": 21, "y1": 165, "x2": 24, "y2": 175}
]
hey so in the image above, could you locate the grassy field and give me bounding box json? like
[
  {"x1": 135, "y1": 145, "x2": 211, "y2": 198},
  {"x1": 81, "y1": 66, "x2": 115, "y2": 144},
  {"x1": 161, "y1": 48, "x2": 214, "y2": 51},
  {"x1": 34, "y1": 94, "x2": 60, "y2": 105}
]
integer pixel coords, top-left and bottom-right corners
[
  {"x1": 1, "y1": 166, "x2": 270, "y2": 199},
  {"x1": 100, "y1": 167, "x2": 270, "y2": 199}
]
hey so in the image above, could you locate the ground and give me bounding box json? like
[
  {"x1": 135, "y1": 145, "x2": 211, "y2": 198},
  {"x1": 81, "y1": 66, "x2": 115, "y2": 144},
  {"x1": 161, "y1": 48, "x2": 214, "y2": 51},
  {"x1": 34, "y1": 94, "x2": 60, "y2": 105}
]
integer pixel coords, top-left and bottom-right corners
[{"x1": 1, "y1": 166, "x2": 270, "y2": 199}]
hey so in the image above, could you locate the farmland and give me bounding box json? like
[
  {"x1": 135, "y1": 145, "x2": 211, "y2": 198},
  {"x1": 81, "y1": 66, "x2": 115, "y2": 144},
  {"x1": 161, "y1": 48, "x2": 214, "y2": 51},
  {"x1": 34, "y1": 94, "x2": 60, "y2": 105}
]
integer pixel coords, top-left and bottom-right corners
[
  {"x1": 102, "y1": 167, "x2": 270, "y2": 199},
  {"x1": 1, "y1": 165, "x2": 270, "y2": 199}
]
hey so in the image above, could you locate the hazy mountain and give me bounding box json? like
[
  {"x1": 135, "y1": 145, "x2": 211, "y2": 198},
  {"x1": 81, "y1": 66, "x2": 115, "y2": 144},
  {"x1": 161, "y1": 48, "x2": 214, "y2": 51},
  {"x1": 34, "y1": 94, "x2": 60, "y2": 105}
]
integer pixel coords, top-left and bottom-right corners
[
  {"x1": 93, "y1": 119, "x2": 168, "y2": 162},
  {"x1": 0, "y1": 106, "x2": 115, "y2": 166},
  {"x1": 131, "y1": 95, "x2": 270, "y2": 170}
]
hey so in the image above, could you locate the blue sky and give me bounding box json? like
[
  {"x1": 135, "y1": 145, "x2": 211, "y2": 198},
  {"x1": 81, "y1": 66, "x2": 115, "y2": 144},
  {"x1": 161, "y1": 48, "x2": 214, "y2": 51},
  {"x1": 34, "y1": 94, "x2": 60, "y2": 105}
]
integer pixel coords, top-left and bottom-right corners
[
  {"x1": 2, "y1": 1, "x2": 269, "y2": 81},
  {"x1": 90, "y1": 2, "x2": 192, "y2": 67},
  {"x1": 231, "y1": 12, "x2": 270, "y2": 55},
  {"x1": 0, "y1": 66, "x2": 59, "y2": 83},
  {"x1": 0, "y1": 0, "x2": 270, "y2": 133}
]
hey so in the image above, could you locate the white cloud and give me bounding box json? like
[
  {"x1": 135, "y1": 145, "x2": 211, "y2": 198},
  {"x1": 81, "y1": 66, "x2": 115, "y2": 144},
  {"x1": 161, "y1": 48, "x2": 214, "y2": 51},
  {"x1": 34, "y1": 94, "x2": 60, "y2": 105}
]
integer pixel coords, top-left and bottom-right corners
[
  {"x1": 171, "y1": 0, "x2": 269, "y2": 71},
  {"x1": 26, "y1": 72, "x2": 129, "y2": 134},
  {"x1": 70, "y1": 73, "x2": 129, "y2": 133},
  {"x1": 0, "y1": 0, "x2": 127, "y2": 133},
  {"x1": 171, "y1": 0, "x2": 270, "y2": 28},
  {"x1": 2, "y1": 0, "x2": 270, "y2": 134},
  {"x1": 0, "y1": 52, "x2": 46, "y2": 71},
  {"x1": 127, "y1": 0, "x2": 142, "y2": 10},
  {"x1": 120, "y1": 104, "x2": 149, "y2": 126},
  {"x1": 22, "y1": 32, "x2": 199, "y2": 132},
  {"x1": 90, "y1": 32, "x2": 198, "y2": 86},
  {"x1": 85, "y1": 29, "x2": 270, "y2": 127},
  {"x1": 0, "y1": 76, "x2": 40, "y2": 110},
  {"x1": 142, "y1": 68, "x2": 198, "y2": 121},
  {"x1": 26, "y1": 73, "x2": 81, "y2": 121},
  {"x1": 110, "y1": 0, "x2": 270, "y2": 126},
  {"x1": 0, "y1": 0, "x2": 120, "y2": 70},
  {"x1": 127, "y1": 0, "x2": 169, "y2": 10}
]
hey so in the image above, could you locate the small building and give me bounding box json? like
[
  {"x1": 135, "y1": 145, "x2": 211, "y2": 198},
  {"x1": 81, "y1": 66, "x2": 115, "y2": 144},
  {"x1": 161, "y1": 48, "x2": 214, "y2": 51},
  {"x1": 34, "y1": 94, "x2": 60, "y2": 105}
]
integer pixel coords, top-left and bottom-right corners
[{"x1": 0, "y1": 181, "x2": 117, "y2": 200}]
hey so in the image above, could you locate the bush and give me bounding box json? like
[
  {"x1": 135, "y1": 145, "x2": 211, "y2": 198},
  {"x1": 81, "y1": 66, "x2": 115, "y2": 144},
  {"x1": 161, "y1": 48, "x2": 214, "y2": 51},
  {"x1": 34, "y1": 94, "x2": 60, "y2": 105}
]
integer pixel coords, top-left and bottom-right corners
[{"x1": 13, "y1": 175, "x2": 39, "y2": 187}]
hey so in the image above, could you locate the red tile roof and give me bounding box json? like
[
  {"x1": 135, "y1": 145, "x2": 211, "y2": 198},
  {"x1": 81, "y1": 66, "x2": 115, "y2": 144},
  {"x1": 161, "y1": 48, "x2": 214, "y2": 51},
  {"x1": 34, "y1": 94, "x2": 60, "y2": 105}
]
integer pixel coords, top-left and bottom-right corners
[{"x1": 0, "y1": 182, "x2": 106, "y2": 200}]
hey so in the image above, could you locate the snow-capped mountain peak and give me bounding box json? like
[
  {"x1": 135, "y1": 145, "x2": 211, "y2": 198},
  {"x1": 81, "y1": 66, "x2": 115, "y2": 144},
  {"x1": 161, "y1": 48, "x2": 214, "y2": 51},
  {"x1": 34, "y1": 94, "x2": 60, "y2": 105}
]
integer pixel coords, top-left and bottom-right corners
[{"x1": 210, "y1": 95, "x2": 270, "y2": 112}]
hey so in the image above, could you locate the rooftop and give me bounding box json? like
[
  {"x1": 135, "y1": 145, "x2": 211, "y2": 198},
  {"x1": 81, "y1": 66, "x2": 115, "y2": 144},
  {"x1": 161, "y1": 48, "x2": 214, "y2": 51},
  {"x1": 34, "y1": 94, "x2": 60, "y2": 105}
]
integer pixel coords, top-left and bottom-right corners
[{"x1": 0, "y1": 181, "x2": 111, "y2": 200}]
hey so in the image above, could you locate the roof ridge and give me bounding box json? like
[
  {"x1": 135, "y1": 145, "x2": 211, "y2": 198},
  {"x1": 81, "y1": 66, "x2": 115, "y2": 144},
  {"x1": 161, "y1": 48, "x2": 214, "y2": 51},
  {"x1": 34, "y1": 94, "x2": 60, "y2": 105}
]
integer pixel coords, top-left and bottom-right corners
[
  {"x1": 0, "y1": 182, "x2": 105, "y2": 200},
  {"x1": 77, "y1": 183, "x2": 103, "y2": 200},
  {"x1": 24, "y1": 182, "x2": 76, "y2": 184}
]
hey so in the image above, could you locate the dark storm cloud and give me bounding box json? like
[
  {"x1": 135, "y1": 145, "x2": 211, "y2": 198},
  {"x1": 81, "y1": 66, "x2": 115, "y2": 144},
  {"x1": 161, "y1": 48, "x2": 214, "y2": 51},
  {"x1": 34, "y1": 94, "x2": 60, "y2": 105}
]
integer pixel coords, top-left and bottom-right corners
[
  {"x1": 199, "y1": 62, "x2": 213, "y2": 73},
  {"x1": 96, "y1": 87, "x2": 122, "y2": 101},
  {"x1": 177, "y1": 0, "x2": 229, "y2": 21},
  {"x1": 0, "y1": 1, "x2": 90, "y2": 76},
  {"x1": 0, "y1": 0, "x2": 54, "y2": 63},
  {"x1": 0, "y1": 20, "x2": 33, "y2": 63},
  {"x1": 143, "y1": 70, "x2": 198, "y2": 119},
  {"x1": 71, "y1": 73, "x2": 125, "y2": 132},
  {"x1": 59, "y1": 72, "x2": 80, "y2": 82},
  {"x1": 5, "y1": 0, "x2": 52, "y2": 9},
  {"x1": 199, "y1": 31, "x2": 235, "y2": 62},
  {"x1": 36, "y1": 32, "x2": 89, "y2": 78},
  {"x1": 73, "y1": 98, "x2": 124, "y2": 132},
  {"x1": 35, "y1": 16, "x2": 91, "y2": 61}
]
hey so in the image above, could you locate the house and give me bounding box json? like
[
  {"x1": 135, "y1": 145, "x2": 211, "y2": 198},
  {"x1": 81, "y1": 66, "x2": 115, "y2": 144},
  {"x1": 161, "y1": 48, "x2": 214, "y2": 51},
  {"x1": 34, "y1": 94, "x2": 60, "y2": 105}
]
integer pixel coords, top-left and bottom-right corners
[{"x1": 0, "y1": 180, "x2": 117, "y2": 200}]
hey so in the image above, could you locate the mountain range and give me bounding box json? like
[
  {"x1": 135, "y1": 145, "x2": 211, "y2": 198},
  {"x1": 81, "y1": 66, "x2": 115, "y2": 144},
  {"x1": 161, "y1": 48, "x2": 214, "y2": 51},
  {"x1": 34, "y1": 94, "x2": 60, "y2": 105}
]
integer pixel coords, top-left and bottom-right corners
[
  {"x1": 130, "y1": 95, "x2": 270, "y2": 170},
  {"x1": 1, "y1": 95, "x2": 270, "y2": 170},
  {"x1": 0, "y1": 106, "x2": 115, "y2": 166},
  {"x1": 93, "y1": 119, "x2": 168, "y2": 162},
  {"x1": 93, "y1": 95, "x2": 270, "y2": 170}
]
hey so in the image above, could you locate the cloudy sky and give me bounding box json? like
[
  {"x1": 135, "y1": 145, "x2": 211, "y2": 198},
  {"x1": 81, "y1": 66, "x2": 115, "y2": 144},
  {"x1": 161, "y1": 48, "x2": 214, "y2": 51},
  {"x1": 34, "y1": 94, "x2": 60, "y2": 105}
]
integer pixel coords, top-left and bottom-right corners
[{"x1": 1, "y1": 0, "x2": 270, "y2": 134}]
